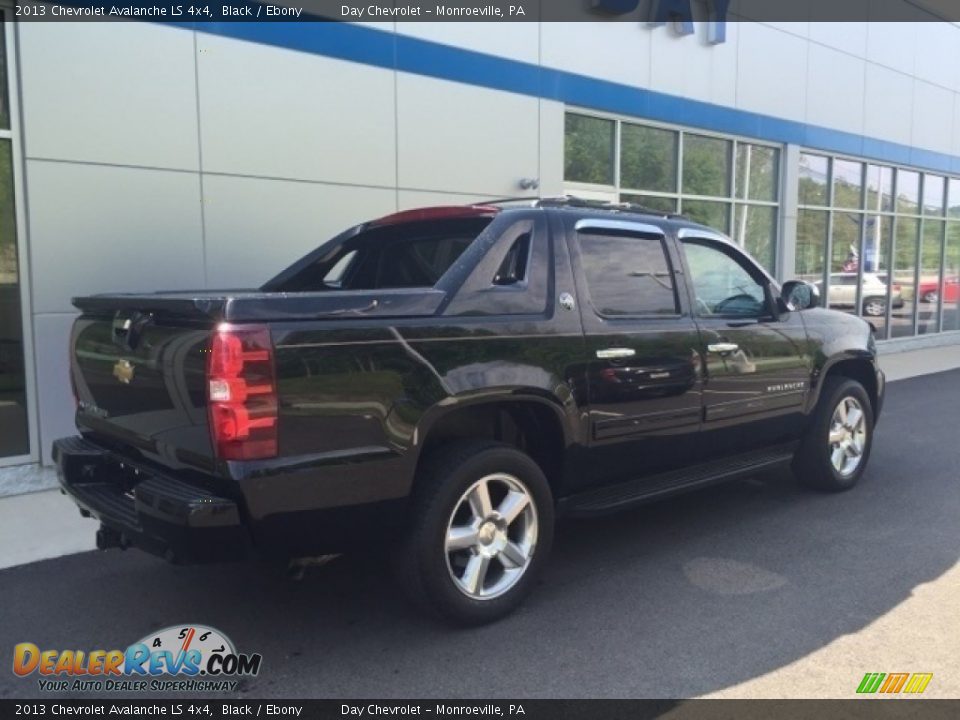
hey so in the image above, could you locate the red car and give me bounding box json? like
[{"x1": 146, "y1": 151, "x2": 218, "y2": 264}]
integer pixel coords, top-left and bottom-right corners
[{"x1": 918, "y1": 276, "x2": 960, "y2": 304}]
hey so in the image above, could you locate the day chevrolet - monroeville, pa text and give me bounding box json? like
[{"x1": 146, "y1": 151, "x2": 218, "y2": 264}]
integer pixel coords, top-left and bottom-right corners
[{"x1": 54, "y1": 198, "x2": 884, "y2": 624}]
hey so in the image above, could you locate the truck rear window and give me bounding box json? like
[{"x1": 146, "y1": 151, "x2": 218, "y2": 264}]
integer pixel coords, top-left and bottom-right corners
[{"x1": 265, "y1": 217, "x2": 492, "y2": 292}]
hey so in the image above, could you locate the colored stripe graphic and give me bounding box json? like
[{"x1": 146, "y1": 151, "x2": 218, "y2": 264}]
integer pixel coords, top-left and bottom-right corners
[
  {"x1": 857, "y1": 672, "x2": 933, "y2": 694},
  {"x1": 903, "y1": 673, "x2": 934, "y2": 694},
  {"x1": 857, "y1": 673, "x2": 885, "y2": 694},
  {"x1": 879, "y1": 673, "x2": 909, "y2": 693}
]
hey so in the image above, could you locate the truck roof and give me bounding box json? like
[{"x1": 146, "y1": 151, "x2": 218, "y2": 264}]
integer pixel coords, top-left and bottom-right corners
[{"x1": 365, "y1": 195, "x2": 725, "y2": 233}]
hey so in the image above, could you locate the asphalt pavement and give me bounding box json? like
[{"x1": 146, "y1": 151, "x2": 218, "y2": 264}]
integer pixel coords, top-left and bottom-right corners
[{"x1": 2, "y1": 369, "x2": 958, "y2": 699}]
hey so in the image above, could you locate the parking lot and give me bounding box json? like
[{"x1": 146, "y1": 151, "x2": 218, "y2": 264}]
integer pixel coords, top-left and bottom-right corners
[{"x1": 2, "y1": 369, "x2": 958, "y2": 699}]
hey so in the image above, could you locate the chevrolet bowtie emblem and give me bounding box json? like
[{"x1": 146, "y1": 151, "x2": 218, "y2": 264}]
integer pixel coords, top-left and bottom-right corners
[{"x1": 113, "y1": 358, "x2": 135, "y2": 384}]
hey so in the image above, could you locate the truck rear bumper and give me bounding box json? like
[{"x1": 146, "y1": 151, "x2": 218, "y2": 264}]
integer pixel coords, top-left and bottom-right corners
[{"x1": 54, "y1": 436, "x2": 251, "y2": 564}]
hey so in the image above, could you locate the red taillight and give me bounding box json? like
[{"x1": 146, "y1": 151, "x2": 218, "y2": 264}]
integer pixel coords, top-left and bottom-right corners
[{"x1": 207, "y1": 324, "x2": 277, "y2": 461}]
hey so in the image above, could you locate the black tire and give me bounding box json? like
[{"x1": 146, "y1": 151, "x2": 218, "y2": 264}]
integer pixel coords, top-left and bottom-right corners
[
  {"x1": 793, "y1": 376, "x2": 874, "y2": 492},
  {"x1": 862, "y1": 297, "x2": 886, "y2": 317},
  {"x1": 395, "y1": 440, "x2": 554, "y2": 625}
]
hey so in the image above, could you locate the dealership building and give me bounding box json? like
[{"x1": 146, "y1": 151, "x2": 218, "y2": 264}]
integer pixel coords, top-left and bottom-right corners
[{"x1": 2, "y1": 7, "x2": 960, "y2": 492}]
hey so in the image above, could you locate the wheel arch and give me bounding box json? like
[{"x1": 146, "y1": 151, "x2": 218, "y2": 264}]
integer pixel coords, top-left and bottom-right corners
[
  {"x1": 410, "y1": 394, "x2": 575, "y2": 496},
  {"x1": 810, "y1": 355, "x2": 879, "y2": 417}
]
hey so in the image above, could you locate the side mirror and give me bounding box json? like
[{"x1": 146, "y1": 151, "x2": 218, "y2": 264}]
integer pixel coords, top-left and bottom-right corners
[{"x1": 781, "y1": 280, "x2": 820, "y2": 311}]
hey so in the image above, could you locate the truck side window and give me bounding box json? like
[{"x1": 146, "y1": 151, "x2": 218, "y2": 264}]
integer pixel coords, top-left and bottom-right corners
[
  {"x1": 577, "y1": 232, "x2": 679, "y2": 316},
  {"x1": 681, "y1": 239, "x2": 766, "y2": 317},
  {"x1": 493, "y1": 233, "x2": 531, "y2": 286},
  {"x1": 322, "y1": 250, "x2": 358, "y2": 288}
]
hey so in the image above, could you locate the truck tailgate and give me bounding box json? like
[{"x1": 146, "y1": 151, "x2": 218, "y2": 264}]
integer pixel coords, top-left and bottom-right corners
[{"x1": 70, "y1": 311, "x2": 215, "y2": 470}]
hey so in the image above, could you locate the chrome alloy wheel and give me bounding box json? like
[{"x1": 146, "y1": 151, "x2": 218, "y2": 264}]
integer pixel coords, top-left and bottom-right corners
[
  {"x1": 829, "y1": 396, "x2": 867, "y2": 477},
  {"x1": 445, "y1": 473, "x2": 538, "y2": 600}
]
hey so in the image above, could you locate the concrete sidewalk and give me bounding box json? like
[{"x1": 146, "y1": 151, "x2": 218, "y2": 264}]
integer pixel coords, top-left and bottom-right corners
[
  {"x1": 1, "y1": 343, "x2": 958, "y2": 571},
  {"x1": 0, "y1": 487, "x2": 97, "y2": 570}
]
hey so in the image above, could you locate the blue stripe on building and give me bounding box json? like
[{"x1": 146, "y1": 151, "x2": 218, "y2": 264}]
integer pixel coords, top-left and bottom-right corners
[{"x1": 193, "y1": 20, "x2": 960, "y2": 176}]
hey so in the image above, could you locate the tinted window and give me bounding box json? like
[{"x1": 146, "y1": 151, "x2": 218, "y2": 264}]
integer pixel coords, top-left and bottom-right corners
[
  {"x1": 265, "y1": 217, "x2": 491, "y2": 292},
  {"x1": 577, "y1": 232, "x2": 678, "y2": 316},
  {"x1": 682, "y1": 240, "x2": 766, "y2": 317},
  {"x1": 493, "y1": 233, "x2": 530, "y2": 286}
]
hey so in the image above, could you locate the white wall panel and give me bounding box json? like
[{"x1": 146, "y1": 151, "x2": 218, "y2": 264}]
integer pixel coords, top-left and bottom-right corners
[
  {"x1": 735, "y1": 23, "x2": 809, "y2": 120},
  {"x1": 865, "y1": 22, "x2": 917, "y2": 76},
  {"x1": 202, "y1": 175, "x2": 396, "y2": 288},
  {"x1": 26, "y1": 161, "x2": 205, "y2": 314},
  {"x1": 953, "y1": 94, "x2": 960, "y2": 157},
  {"x1": 397, "y1": 22, "x2": 539, "y2": 64},
  {"x1": 863, "y1": 64, "x2": 914, "y2": 146},
  {"x1": 196, "y1": 34, "x2": 396, "y2": 187},
  {"x1": 396, "y1": 74, "x2": 539, "y2": 196},
  {"x1": 540, "y1": 22, "x2": 653, "y2": 90},
  {"x1": 539, "y1": 100, "x2": 566, "y2": 198},
  {"x1": 913, "y1": 22, "x2": 960, "y2": 92},
  {"x1": 805, "y1": 44, "x2": 866, "y2": 135},
  {"x1": 912, "y1": 81, "x2": 955, "y2": 153},
  {"x1": 397, "y1": 190, "x2": 500, "y2": 209},
  {"x1": 649, "y1": 22, "x2": 738, "y2": 108},
  {"x1": 807, "y1": 22, "x2": 868, "y2": 56},
  {"x1": 18, "y1": 22, "x2": 199, "y2": 170},
  {"x1": 32, "y1": 313, "x2": 79, "y2": 463}
]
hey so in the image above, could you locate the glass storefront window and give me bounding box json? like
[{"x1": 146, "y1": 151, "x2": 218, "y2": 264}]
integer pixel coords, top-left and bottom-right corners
[
  {"x1": 796, "y1": 209, "x2": 828, "y2": 284},
  {"x1": 620, "y1": 194, "x2": 677, "y2": 213},
  {"x1": 866, "y1": 165, "x2": 894, "y2": 213},
  {"x1": 564, "y1": 114, "x2": 615, "y2": 185},
  {"x1": 897, "y1": 170, "x2": 921, "y2": 215},
  {"x1": 733, "y1": 204, "x2": 777, "y2": 270},
  {"x1": 0, "y1": 18, "x2": 8, "y2": 131},
  {"x1": 799, "y1": 154, "x2": 830, "y2": 206},
  {"x1": 0, "y1": 139, "x2": 27, "y2": 458},
  {"x1": 864, "y1": 216, "x2": 893, "y2": 339},
  {"x1": 682, "y1": 134, "x2": 731, "y2": 197},
  {"x1": 620, "y1": 124, "x2": 677, "y2": 193},
  {"x1": 891, "y1": 218, "x2": 919, "y2": 338},
  {"x1": 0, "y1": 13, "x2": 28, "y2": 460},
  {"x1": 923, "y1": 175, "x2": 946, "y2": 216},
  {"x1": 682, "y1": 200, "x2": 730, "y2": 234},
  {"x1": 736, "y1": 144, "x2": 778, "y2": 202},
  {"x1": 833, "y1": 160, "x2": 864, "y2": 209},
  {"x1": 949, "y1": 179, "x2": 960, "y2": 220},
  {"x1": 918, "y1": 221, "x2": 944, "y2": 334},
  {"x1": 827, "y1": 212, "x2": 864, "y2": 316},
  {"x1": 563, "y1": 113, "x2": 781, "y2": 273},
  {"x1": 797, "y1": 151, "x2": 960, "y2": 341},
  {"x1": 943, "y1": 223, "x2": 960, "y2": 332}
]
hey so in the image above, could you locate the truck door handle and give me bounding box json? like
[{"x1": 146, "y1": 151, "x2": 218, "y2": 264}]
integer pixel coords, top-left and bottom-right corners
[
  {"x1": 596, "y1": 348, "x2": 636, "y2": 359},
  {"x1": 707, "y1": 343, "x2": 739, "y2": 354}
]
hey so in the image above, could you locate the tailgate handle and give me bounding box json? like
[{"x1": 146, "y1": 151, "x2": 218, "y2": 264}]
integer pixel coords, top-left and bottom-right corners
[
  {"x1": 113, "y1": 317, "x2": 132, "y2": 339},
  {"x1": 112, "y1": 312, "x2": 152, "y2": 350}
]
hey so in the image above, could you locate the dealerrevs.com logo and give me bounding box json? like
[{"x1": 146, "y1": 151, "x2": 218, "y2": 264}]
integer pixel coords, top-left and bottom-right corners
[{"x1": 13, "y1": 625, "x2": 262, "y2": 693}]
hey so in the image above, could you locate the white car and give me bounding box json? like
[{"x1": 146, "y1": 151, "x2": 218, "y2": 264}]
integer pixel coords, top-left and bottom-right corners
[{"x1": 817, "y1": 273, "x2": 904, "y2": 317}]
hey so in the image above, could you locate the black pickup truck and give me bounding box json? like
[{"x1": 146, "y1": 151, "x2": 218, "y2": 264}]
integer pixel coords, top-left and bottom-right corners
[{"x1": 56, "y1": 198, "x2": 884, "y2": 624}]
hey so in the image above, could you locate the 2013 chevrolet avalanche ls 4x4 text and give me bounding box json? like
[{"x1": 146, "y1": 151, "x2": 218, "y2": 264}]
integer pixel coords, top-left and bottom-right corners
[{"x1": 56, "y1": 198, "x2": 884, "y2": 624}]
